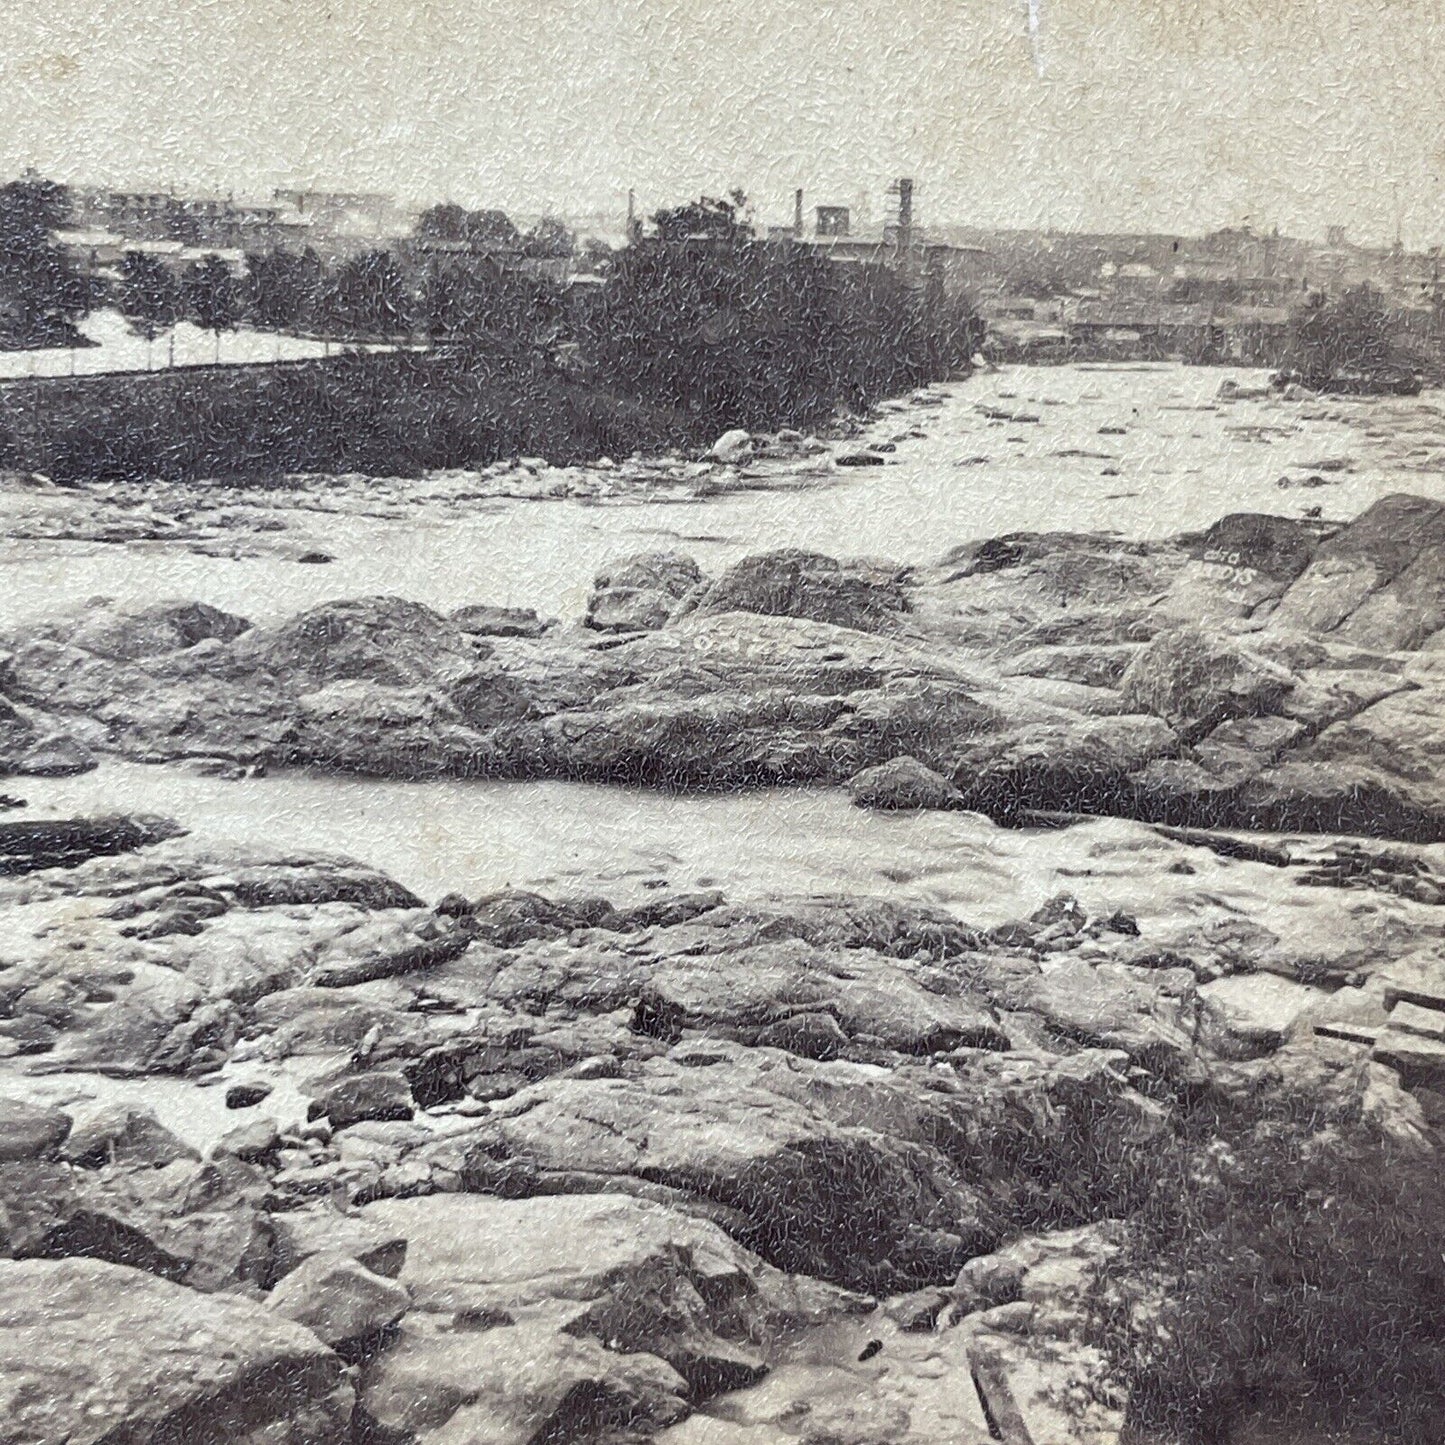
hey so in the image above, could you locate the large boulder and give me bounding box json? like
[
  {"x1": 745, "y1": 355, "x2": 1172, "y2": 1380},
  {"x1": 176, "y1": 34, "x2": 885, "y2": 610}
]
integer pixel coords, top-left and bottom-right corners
[
  {"x1": 847, "y1": 755, "x2": 967, "y2": 810},
  {"x1": 267, "y1": 1249, "x2": 410, "y2": 1350},
  {"x1": 1118, "y1": 627, "x2": 1296, "y2": 739},
  {"x1": 595, "y1": 550, "x2": 705, "y2": 601},
  {"x1": 229, "y1": 596, "x2": 484, "y2": 688},
  {"x1": 587, "y1": 551, "x2": 705, "y2": 634},
  {"x1": 20, "y1": 598, "x2": 252, "y2": 662},
  {"x1": 0, "y1": 1257, "x2": 350, "y2": 1442},
  {"x1": 310, "y1": 1072, "x2": 415, "y2": 1130},
  {"x1": 505, "y1": 613, "x2": 998, "y2": 788},
  {"x1": 451, "y1": 1045, "x2": 1161, "y2": 1292},
  {"x1": 0, "y1": 697, "x2": 95, "y2": 778},
  {"x1": 0, "y1": 814, "x2": 183, "y2": 876},
  {"x1": 954, "y1": 715, "x2": 1178, "y2": 820},
  {"x1": 586, "y1": 587, "x2": 675, "y2": 634},
  {"x1": 361, "y1": 1320, "x2": 690, "y2": 1445},
  {"x1": 358, "y1": 1192, "x2": 856, "y2": 1440},
  {"x1": 0, "y1": 1147, "x2": 277, "y2": 1292},
  {"x1": 0, "y1": 1096, "x2": 70, "y2": 1163},
  {"x1": 629, "y1": 937, "x2": 1008, "y2": 1057},
  {"x1": 269, "y1": 1207, "x2": 409, "y2": 1282},
  {"x1": 290, "y1": 681, "x2": 489, "y2": 776},
  {"x1": 1185, "y1": 511, "x2": 1321, "y2": 585},
  {"x1": 450, "y1": 603, "x2": 549, "y2": 638},
  {"x1": 710, "y1": 428, "x2": 755, "y2": 464},
  {"x1": 61, "y1": 1104, "x2": 197, "y2": 1169},
  {"x1": 685, "y1": 549, "x2": 910, "y2": 632},
  {"x1": 1273, "y1": 493, "x2": 1445, "y2": 641}
]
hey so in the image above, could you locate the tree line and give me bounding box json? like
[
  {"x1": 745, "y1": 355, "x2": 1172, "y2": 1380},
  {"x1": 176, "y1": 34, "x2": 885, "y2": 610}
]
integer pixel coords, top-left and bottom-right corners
[
  {"x1": 111, "y1": 189, "x2": 985, "y2": 432},
  {"x1": 587, "y1": 192, "x2": 983, "y2": 428},
  {"x1": 0, "y1": 173, "x2": 983, "y2": 434}
]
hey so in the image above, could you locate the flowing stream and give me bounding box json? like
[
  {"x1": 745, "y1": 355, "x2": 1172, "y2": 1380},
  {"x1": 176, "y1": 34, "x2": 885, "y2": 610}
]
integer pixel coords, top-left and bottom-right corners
[
  {"x1": 6, "y1": 362, "x2": 1445, "y2": 626},
  {"x1": 6, "y1": 362, "x2": 1445, "y2": 904}
]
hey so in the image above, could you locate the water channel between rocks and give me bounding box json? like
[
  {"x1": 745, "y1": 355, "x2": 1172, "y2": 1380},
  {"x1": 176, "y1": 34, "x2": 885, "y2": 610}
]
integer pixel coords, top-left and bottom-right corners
[
  {"x1": 7, "y1": 362, "x2": 1445, "y2": 626},
  {"x1": 7, "y1": 360, "x2": 1445, "y2": 938}
]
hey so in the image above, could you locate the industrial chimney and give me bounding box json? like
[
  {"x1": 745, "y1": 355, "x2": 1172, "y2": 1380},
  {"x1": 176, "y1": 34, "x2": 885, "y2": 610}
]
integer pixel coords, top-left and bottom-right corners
[{"x1": 794, "y1": 188, "x2": 804, "y2": 240}]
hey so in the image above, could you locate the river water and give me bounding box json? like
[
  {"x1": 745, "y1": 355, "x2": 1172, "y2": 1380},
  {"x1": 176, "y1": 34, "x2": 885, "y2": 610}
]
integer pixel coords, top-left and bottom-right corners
[
  {"x1": 7, "y1": 362, "x2": 1445, "y2": 626},
  {"x1": 6, "y1": 362, "x2": 1445, "y2": 909}
]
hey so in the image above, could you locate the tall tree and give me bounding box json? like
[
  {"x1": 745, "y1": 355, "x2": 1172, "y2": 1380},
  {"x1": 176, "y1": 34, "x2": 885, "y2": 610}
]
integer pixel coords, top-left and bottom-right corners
[
  {"x1": 246, "y1": 247, "x2": 322, "y2": 331},
  {"x1": 523, "y1": 216, "x2": 575, "y2": 259},
  {"x1": 416, "y1": 204, "x2": 520, "y2": 249},
  {"x1": 650, "y1": 192, "x2": 752, "y2": 243},
  {"x1": 320, "y1": 250, "x2": 414, "y2": 337},
  {"x1": 1282, "y1": 283, "x2": 1398, "y2": 380},
  {"x1": 0, "y1": 174, "x2": 89, "y2": 346},
  {"x1": 590, "y1": 229, "x2": 958, "y2": 428},
  {"x1": 118, "y1": 251, "x2": 180, "y2": 366},
  {"x1": 424, "y1": 261, "x2": 492, "y2": 340},
  {"x1": 184, "y1": 254, "x2": 240, "y2": 360}
]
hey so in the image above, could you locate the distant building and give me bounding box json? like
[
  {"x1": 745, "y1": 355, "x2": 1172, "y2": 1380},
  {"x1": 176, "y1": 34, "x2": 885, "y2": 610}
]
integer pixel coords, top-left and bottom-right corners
[
  {"x1": 68, "y1": 187, "x2": 310, "y2": 254},
  {"x1": 815, "y1": 206, "x2": 851, "y2": 237}
]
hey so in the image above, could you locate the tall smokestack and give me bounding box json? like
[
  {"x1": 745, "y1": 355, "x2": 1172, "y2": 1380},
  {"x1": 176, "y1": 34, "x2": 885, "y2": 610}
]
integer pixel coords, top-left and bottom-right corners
[
  {"x1": 794, "y1": 188, "x2": 804, "y2": 240},
  {"x1": 897, "y1": 177, "x2": 914, "y2": 256}
]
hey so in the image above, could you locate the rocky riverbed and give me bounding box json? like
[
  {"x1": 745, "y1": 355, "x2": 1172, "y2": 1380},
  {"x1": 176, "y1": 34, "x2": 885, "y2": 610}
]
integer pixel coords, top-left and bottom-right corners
[
  {"x1": 12, "y1": 491, "x2": 1445, "y2": 837},
  {"x1": 5, "y1": 483, "x2": 1445, "y2": 1439},
  {"x1": 0, "y1": 806, "x2": 1437, "y2": 1444},
  {"x1": 5, "y1": 367, "x2": 1445, "y2": 1443}
]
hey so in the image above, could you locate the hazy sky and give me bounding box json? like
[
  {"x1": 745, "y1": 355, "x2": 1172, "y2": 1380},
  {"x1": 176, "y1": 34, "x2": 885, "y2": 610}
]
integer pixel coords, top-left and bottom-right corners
[{"x1": 3, "y1": 0, "x2": 1443, "y2": 243}]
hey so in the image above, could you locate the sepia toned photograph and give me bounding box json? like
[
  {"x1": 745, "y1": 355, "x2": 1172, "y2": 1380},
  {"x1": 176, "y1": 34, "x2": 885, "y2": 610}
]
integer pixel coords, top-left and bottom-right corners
[{"x1": 0, "y1": 2, "x2": 1443, "y2": 1441}]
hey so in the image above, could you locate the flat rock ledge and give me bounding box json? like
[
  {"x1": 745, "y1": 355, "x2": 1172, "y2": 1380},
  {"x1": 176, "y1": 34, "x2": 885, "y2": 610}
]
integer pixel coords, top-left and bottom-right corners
[
  {"x1": 0, "y1": 826, "x2": 1437, "y2": 1443},
  {"x1": 12, "y1": 496, "x2": 1445, "y2": 840}
]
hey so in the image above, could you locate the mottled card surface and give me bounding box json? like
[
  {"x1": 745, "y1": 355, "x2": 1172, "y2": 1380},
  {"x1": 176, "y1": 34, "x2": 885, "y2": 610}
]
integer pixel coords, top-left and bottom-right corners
[{"x1": 0, "y1": 5, "x2": 1440, "y2": 1443}]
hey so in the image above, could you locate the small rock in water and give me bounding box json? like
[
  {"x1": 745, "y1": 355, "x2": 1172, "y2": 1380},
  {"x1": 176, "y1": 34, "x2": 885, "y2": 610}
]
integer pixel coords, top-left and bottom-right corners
[
  {"x1": 296, "y1": 551, "x2": 334, "y2": 564},
  {"x1": 0, "y1": 795, "x2": 24, "y2": 810},
  {"x1": 449, "y1": 604, "x2": 549, "y2": 638},
  {"x1": 882, "y1": 1288, "x2": 951, "y2": 1332},
  {"x1": 433, "y1": 891, "x2": 475, "y2": 917},
  {"x1": 709, "y1": 428, "x2": 754, "y2": 464},
  {"x1": 309, "y1": 1072, "x2": 415, "y2": 1129},
  {"x1": 225, "y1": 1082, "x2": 273, "y2": 1110},
  {"x1": 216, "y1": 1117, "x2": 281, "y2": 1164},
  {"x1": 847, "y1": 756, "x2": 965, "y2": 811}
]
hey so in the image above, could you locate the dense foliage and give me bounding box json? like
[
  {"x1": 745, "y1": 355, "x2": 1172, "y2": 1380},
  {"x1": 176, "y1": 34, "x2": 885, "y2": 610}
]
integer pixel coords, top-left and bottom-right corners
[
  {"x1": 588, "y1": 232, "x2": 978, "y2": 429},
  {"x1": 0, "y1": 176, "x2": 89, "y2": 347},
  {"x1": 1281, "y1": 283, "x2": 1403, "y2": 380},
  {"x1": 4, "y1": 352, "x2": 695, "y2": 482},
  {"x1": 118, "y1": 251, "x2": 180, "y2": 341},
  {"x1": 1095, "y1": 1100, "x2": 1445, "y2": 1445},
  {"x1": 415, "y1": 203, "x2": 522, "y2": 249}
]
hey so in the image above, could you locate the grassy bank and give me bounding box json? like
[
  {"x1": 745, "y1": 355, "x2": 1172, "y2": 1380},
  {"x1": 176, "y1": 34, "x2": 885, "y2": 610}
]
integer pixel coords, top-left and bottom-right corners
[
  {"x1": 0, "y1": 351, "x2": 709, "y2": 484},
  {"x1": 1088, "y1": 1078, "x2": 1445, "y2": 1445}
]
